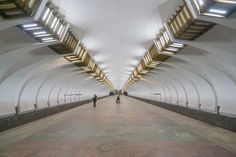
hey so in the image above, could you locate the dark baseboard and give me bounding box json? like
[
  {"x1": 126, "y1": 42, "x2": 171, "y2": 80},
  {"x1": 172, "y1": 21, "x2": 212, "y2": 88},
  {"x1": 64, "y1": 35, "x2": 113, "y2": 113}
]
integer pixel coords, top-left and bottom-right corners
[
  {"x1": 0, "y1": 96, "x2": 109, "y2": 132},
  {"x1": 128, "y1": 95, "x2": 236, "y2": 132}
]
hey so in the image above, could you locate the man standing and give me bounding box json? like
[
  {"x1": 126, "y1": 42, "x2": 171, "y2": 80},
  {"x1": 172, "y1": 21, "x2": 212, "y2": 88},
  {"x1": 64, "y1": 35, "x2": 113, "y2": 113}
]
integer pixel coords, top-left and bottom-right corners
[{"x1": 93, "y1": 94, "x2": 97, "y2": 108}]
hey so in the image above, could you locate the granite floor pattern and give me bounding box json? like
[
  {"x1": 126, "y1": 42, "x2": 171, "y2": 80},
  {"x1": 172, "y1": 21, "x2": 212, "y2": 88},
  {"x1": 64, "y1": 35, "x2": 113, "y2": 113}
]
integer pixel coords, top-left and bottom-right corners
[{"x1": 0, "y1": 96, "x2": 236, "y2": 157}]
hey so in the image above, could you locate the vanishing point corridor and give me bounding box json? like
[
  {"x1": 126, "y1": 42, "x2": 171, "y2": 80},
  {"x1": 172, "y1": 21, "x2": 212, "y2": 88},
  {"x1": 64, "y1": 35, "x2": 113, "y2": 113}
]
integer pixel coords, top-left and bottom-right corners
[
  {"x1": 0, "y1": 96, "x2": 236, "y2": 157},
  {"x1": 1, "y1": 0, "x2": 236, "y2": 157}
]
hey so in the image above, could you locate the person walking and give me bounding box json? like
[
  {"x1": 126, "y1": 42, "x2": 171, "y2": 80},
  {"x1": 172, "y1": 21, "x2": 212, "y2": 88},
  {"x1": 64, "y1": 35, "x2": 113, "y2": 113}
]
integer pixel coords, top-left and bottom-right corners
[
  {"x1": 116, "y1": 95, "x2": 120, "y2": 103},
  {"x1": 93, "y1": 94, "x2": 97, "y2": 108}
]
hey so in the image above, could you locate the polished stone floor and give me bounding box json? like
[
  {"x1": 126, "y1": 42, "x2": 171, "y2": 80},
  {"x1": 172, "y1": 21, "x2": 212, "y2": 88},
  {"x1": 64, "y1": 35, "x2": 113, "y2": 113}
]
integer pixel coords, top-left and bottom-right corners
[{"x1": 0, "y1": 96, "x2": 236, "y2": 157}]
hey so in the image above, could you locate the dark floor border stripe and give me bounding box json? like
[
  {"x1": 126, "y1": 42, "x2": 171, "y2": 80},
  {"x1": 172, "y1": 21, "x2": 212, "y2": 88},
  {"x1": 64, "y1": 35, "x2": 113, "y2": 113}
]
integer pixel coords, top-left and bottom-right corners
[
  {"x1": 128, "y1": 95, "x2": 236, "y2": 132},
  {"x1": 0, "y1": 96, "x2": 109, "y2": 132}
]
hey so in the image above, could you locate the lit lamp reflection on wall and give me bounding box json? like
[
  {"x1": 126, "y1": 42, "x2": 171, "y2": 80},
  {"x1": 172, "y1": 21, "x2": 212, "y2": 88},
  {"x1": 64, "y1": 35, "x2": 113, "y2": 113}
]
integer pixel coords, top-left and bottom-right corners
[
  {"x1": 168, "y1": 1, "x2": 215, "y2": 40},
  {"x1": 193, "y1": 0, "x2": 236, "y2": 17}
]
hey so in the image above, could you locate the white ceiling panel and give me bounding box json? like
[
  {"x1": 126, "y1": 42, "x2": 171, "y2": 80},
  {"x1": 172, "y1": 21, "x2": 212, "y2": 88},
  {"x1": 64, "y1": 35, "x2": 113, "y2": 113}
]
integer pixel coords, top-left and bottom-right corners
[{"x1": 53, "y1": 0, "x2": 167, "y2": 88}]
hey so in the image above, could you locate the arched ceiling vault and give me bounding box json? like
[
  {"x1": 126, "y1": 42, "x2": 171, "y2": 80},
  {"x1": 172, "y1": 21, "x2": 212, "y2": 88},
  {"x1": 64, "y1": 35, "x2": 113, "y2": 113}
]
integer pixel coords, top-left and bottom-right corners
[{"x1": 52, "y1": 0, "x2": 168, "y2": 88}]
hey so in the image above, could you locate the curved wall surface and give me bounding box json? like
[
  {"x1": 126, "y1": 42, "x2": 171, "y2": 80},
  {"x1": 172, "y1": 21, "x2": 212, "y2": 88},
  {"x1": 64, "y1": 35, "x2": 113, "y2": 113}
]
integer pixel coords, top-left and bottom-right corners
[
  {"x1": 0, "y1": 26, "x2": 110, "y2": 117},
  {"x1": 128, "y1": 23, "x2": 236, "y2": 117},
  {"x1": 1, "y1": 0, "x2": 236, "y2": 120}
]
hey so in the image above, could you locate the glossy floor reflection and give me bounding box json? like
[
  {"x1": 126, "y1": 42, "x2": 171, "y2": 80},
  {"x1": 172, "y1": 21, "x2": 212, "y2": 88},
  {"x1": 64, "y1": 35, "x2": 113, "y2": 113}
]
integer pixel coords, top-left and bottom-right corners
[{"x1": 0, "y1": 96, "x2": 236, "y2": 157}]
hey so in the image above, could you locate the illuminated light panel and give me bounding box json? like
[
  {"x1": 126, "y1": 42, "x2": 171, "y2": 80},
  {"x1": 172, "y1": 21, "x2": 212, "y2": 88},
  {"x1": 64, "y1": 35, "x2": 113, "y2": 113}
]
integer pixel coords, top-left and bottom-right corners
[
  {"x1": 171, "y1": 43, "x2": 184, "y2": 48},
  {"x1": 53, "y1": 20, "x2": 60, "y2": 32},
  {"x1": 42, "y1": 8, "x2": 50, "y2": 21},
  {"x1": 35, "y1": 34, "x2": 52, "y2": 37},
  {"x1": 43, "y1": 39, "x2": 57, "y2": 43},
  {"x1": 194, "y1": 0, "x2": 236, "y2": 17},
  {"x1": 51, "y1": 17, "x2": 58, "y2": 28},
  {"x1": 165, "y1": 47, "x2": 179, "y2": 52},
  {"x1": 59, "y1": 26, "x2": 65, "y2": 38},
  {"x1": 41, "y1": 37, "x2": 54, "y2": 41},
  {"x1": 23, "y1": 23, "x2": 37, "y2": 28},
  {"x1": 208, "y1": 8, "x2": 227, "y2": 14},
  {"x1": 202, "y1": 12, "x2": 225, "y2": 17},
  {"x1": 216, "y1": 0, "x2": 236, "y2": 4},
  {"x1": 25, "y1": 27, "x2": 43, "y2": 31},
  {"x1": 33, "y1": 31, "x2": 47, "y2": 35},
  {"x1": 57, "y1": 25, "x2": 63, "y2": 35},
  {"x1": 45, "y1": 10, "x2": 53, "y2": 25},
  {"x1": 161, "y1": 51, "x2": 174, "y2": 55}
]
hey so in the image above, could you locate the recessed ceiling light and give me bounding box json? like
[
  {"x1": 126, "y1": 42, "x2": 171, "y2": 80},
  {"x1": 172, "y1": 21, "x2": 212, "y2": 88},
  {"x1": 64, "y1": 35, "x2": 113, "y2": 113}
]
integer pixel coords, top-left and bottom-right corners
[
  {"x1": 25, "y1": 27, "x2": 42, "y2": 31},
  {"x1": 51, "y1": 17, "x2": 58, "y2": 29},
  {"x1": 170, "y1": 43, "x2": 184, "y2": 48},
  {"x1": 33, "y1": 31, "x2": 47, "y2": 35},
  {"x1": 209, "y1": 8, "x2": 227, "y2": 15},
  {"x1": 35, "y1": 34, "x2": 51, "y2": 37},
  {"x1": 165, "y1": 47, "x2": 179, "y2": 52},
  {"x1": 216, "y1": 0, "x2": 236, "y2": 4},
  {"x1": 43, "y1": 39, "x2": 57, "y2": 43},
  {"x1": 23, "y1": 23, "x2": 38, "y2": 28},
  {"x1": 161, "y1": 51, "x2": 174, "y2": 55},
  {"x1": 42, "y1": 37, "x2": 54, "y2": 41},
  {"x1": 42, "y1": 8, "x2": 50, "y2": 21}
]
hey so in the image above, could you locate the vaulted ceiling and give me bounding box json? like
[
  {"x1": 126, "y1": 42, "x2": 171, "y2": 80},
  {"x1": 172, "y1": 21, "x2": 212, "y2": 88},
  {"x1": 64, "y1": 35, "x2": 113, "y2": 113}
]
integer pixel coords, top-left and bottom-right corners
[{"x1": 52, "y1": 0, "x2": 169, "y2": 88}]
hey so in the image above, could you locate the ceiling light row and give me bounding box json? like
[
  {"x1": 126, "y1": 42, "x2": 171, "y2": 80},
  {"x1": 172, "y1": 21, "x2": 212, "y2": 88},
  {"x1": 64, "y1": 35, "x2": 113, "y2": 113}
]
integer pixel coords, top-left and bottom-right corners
[
  {"x1": 1, "y1": 0, "x2": 114, "y2": 89},
  {"x1": 123, "y1": 0, "x2": 234, "y2": 90},
  {"x1": 64, "y1": 44, "x2": 113, "y2": 88},
  {"x1": 18, "y1": 3, "x2": 67, "y2": 43},
  {"x1": 123, "y1": 28, "x2": 185, "y2": 90},
  {"x1": 0, "y1": 0, "x2": 40, "y2": 19}
]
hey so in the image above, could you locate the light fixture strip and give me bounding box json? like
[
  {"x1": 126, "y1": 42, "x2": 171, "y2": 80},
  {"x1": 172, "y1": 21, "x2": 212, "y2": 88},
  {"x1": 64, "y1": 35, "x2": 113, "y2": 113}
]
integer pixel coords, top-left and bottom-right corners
[
  {"x1": 53, "y1": 19, "x2": 60, "y2": 32},
  {"x1": 215, "y1": 0, "x2": 236, "y2": 4},
  {"x1": 42, "y1": 8, "x2": 50, "y2": 21},
  {"x1": 45, "y1": 9, "x2": 53, "y2": 25},
  {"x1": 51, "y1": 16, "x2": 58, "y2": 29},
  {"x1": 23, "y1": 23, "x2": 38, "y2": 28}
]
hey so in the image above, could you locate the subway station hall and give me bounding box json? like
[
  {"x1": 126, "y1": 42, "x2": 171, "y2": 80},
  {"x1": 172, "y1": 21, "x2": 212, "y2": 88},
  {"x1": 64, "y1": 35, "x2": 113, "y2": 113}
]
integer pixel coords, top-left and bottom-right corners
[{"x1": 0, "y1": 0, "x2": 236, "y2": 157}]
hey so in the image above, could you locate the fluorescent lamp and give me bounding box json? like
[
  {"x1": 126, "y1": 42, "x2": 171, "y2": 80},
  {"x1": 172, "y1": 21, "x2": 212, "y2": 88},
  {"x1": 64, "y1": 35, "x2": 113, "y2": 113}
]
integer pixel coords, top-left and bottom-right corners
[
  {"x1": 163, "y1": 31, "x2": 170, "y2": 42},
  {"x1": 41, "y1": 37, "x2": 54, "y2": 41},
  {"x1": 51, "y1": 17, "x2": 58, "y2": 29},
  {"x1": 216, "y1": 0, "x2": 236, "y2": 4},
  {"x1": 42, "y1": 8, "x2": 50, "y2": 21},
  {"x1": 35, "y1": 34, "x2": 51, "y2": 37},
  {"x1": 23, "y1": 23, "x2": 37, "y2": 28},
  {"x1": 43, "y1": 39, "x2": 57, "y2": 43},
  {"x1": 170, "y1": 43, "x2": 184, "y2": 48},
  {"x1": 165, "y1": 47, "x2": 179, "y2": 51},
  {"x1": 209, "y1": 8, "x2": 227, "y2": 15},
  {"x1": 161, "y1": 51, "x2": 174, "y2": 55},
  {"x1": 25, "y1": 27, "x2": 42, "y2": 30},
  {"x1": 203, "y1": 12, "x2": 225, "y2": 17},
  {"x1": 45, "y1": 10, "x2": 53, "y2": 25},
  {"x1": 59, "y1": 26, "x2": 65, "y2": 38},
  {"x1": 160, "y1": 36, "x2": 166, "y2": 47},
  {"x1": 53, "y1": 20, "x2": 60, "y2": 32},
  {"x1": 33, "y1": 31, "x2": 47, "y2": 35},
  {"x1": 155, "y1": 40, "x2": 162, "y2": 51}
]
